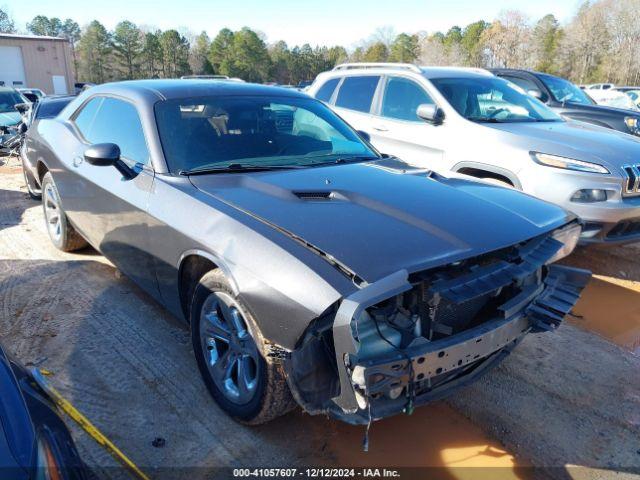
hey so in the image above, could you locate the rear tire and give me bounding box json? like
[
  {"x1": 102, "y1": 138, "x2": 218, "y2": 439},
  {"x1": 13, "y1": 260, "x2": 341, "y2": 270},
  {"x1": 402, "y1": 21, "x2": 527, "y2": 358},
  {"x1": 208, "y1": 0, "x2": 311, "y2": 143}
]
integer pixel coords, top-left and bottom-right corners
[
  {"x1": 191, "y1": 269, "x2": 295, "y2": 424},
  {"x1": 21, "y1": 156, "x2": 42, "y2": 200},
  {"x1": 41, "y1": 172, "x2": 87, "y2": 252}
]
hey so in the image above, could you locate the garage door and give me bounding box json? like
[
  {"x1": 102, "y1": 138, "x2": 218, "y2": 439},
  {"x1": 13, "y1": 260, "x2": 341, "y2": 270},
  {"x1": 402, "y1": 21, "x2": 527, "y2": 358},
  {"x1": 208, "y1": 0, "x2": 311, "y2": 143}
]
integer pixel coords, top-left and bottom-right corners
[{"x1": 0, "y1": 46, "x2": 26, "y2": 88}]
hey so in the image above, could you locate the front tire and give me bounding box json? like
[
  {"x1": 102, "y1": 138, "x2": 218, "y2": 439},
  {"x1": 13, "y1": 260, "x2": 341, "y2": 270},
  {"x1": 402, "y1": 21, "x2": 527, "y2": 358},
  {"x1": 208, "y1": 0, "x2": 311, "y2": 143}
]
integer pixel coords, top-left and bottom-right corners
[
  {"x1": 41, "y1": 172, "x2": 87, "y2": 252},
  {"x1": 191, "y1": 269, "x2": 295, "y2": 424}
]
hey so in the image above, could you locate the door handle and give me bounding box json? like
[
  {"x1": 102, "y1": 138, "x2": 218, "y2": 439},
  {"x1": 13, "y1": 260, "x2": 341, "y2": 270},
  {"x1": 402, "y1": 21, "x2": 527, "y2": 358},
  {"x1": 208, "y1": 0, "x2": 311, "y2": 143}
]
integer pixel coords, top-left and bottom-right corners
[
  {"x1": 72, "y1": 156, "x2": 83, "y2": 168},
  {"x1": 372, "y1": 124, "x2": 389, "y2": 132}
]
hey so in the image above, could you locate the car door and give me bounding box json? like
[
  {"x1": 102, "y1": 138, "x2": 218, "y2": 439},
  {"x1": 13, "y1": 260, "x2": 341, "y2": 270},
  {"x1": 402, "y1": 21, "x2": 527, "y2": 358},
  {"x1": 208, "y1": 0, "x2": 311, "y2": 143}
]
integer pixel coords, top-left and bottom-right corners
[
  {"x1": 367, "y1": 75, "x2": 444, "y2": 169},
  {"x1": 62, "y1": 96, "x2": 159, "y2": 296},
  {"x1": 331, "y1": 75, "x2": 381, "y2": 136}
]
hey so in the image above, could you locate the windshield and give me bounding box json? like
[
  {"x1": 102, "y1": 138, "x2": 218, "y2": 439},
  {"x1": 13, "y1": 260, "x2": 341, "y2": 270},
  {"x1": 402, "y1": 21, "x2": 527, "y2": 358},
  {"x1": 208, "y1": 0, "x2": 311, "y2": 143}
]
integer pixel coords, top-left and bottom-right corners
[
  {"x1": 538, "y1": 74, "x2": 595, "y2": 106},
  {"x1": 431, "y1": 76, "x2": 561, "y2": 123},
  {"x1": 155, "y1": 95, "x2": 378, "y2": 173},
  {"x1": 0, "y1": 91, "x2": 25, "y2": 114},
  {"x1": 627, "y1": 91, "x2": 640, "y2": 103}
]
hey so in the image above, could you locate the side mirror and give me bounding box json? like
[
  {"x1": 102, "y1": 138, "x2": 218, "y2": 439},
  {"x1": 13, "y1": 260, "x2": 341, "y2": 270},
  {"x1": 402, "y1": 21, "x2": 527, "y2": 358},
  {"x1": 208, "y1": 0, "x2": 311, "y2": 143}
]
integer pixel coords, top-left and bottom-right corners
[
  {"x1": 84, "y1": 143, "x2": 121, "y2": 167},
  {"x1": 84, "y1": 143, "x2": 137, "y2": 179},
  {"x1": 417, "y1": 104, "x2": 445, "y2": 125},
  {"x1": 14, "y1": 103, "x2": 30, "y2": 114},
  {"x1": 357, "y1": 130, "x2": 371, "y2": 143}
]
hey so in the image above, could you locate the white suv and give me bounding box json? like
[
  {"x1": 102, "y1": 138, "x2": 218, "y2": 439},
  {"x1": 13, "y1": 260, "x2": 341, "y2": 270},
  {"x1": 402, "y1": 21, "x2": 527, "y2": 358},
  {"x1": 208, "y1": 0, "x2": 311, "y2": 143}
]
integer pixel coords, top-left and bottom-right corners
[{"x1": 308, "y1": 63, "x2": 640, "y2": 244}]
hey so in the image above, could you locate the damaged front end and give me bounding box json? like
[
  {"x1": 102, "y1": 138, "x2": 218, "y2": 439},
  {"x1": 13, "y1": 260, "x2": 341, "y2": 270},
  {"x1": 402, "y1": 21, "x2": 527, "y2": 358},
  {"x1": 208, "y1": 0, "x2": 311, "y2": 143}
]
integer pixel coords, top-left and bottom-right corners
[{"x1": 285, "y1": 225, "x2": 590, "y2": 424}]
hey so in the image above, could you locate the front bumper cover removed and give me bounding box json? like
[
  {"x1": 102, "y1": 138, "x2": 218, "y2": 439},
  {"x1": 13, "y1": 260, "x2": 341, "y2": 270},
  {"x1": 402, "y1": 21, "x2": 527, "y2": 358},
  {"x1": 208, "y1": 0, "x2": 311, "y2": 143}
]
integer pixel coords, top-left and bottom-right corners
[{"x1": 329, "y1": 260, "x2": 590, "y2": 424}]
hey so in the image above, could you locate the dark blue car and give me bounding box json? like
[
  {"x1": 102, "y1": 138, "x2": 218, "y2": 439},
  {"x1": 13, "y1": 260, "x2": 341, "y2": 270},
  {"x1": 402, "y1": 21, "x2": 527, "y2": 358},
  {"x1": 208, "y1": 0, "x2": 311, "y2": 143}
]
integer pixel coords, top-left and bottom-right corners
[{"x1": 0, "y1": 344, "x2": 86, "y2": 480}]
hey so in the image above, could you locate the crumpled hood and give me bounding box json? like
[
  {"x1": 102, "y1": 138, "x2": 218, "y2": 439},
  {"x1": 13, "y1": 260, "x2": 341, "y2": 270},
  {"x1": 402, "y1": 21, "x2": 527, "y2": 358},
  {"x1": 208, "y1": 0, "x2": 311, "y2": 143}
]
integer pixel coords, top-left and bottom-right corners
[
  {"x1": 190, "y1": 159, "x2": 571, "y2": 282},
  {"x1": 0, "y1": 111, "x2": 20, "y2": 128},
  {"x1": 486, "y1": 120, "x2": 640, "y2": 171}
]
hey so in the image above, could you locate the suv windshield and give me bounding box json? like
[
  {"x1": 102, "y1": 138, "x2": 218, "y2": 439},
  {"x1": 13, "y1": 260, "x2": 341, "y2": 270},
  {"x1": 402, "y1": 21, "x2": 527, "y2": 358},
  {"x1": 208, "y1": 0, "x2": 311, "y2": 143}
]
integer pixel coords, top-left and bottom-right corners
[
  {"x1": 155, "y1": 95, "x2": 378, "y2": 173},
  {"x1": 431, "y1": 76, "x2": 561, "y2": 123},
  {"x1": 0, "y1": 91, "x2": 24, "y2": 114},
  {"x1": 538, "y1": 74, "x2": 594, "y2": 106}
]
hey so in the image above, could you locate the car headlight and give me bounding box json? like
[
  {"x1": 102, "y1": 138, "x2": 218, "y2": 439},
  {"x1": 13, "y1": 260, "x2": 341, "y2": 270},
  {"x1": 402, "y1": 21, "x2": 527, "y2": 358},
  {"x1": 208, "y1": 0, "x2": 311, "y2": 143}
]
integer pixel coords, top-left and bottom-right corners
[
  {"x1": 531, "y1": 152, "x2": 610, "y2": 174},
  {"x1": 548, "y1": 223, "x2": 582, "y2": 264},
  {"x1": 624, "y1": 116, "x2": 640, "y2": 135}
]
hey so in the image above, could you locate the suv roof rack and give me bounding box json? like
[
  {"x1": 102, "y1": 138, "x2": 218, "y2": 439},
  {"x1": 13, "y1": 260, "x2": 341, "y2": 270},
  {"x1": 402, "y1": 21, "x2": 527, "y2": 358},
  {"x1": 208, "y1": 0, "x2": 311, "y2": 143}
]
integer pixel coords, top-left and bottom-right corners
[{"x1": 333, "y1": 63, "x2": 422, "y2": 73}]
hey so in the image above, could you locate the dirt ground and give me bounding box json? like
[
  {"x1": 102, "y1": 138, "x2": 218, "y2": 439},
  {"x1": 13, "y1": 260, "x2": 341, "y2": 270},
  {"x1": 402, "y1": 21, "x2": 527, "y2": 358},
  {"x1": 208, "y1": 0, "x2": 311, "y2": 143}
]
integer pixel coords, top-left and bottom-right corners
[{"x1": 1, "y1": 156, "x2": 639, "y2": 480}]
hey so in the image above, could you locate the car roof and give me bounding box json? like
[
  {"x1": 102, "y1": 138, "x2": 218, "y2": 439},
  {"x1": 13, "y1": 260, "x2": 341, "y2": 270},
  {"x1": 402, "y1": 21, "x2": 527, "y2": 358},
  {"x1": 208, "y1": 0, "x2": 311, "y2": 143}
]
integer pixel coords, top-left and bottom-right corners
[
  {"x1": 0, "y1": 86, "x2": 18, "y2": 93},
  {"x1": 322, "y1": 65, "x2": 492, "y2": 80},
  {"x1": 40, "y1": 95, "x2": 74, "y2": 104},
  {"x1": 418, "y1": 67, "x2": 493, "y2": 79},
  {"x1": 87, "y1": 79, "x2": 309, "y2": 102},
  {"x1": 491, "y1": 68, "x2": 545, "y2": 76}
]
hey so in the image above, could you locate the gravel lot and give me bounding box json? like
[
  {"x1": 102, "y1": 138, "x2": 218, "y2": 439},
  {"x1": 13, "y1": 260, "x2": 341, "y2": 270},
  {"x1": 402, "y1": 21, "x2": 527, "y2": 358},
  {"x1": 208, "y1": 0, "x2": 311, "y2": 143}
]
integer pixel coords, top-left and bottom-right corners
[{"x1": 1, "y1": 156, "x2": 639, "y2": 480}]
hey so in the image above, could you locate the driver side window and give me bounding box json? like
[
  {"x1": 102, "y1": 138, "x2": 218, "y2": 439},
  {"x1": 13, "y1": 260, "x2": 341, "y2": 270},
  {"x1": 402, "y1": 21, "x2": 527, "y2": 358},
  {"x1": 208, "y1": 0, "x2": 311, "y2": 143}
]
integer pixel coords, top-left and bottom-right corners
[
  {"x1": 502, "y1": 75, "x2": 539, "y2": 95},
  {"x1": 381, "y1": 77, "x2": 434, "y2": 122},
  {"x1": 74, "y1": 97, "x2": 150, "y2": 165}
]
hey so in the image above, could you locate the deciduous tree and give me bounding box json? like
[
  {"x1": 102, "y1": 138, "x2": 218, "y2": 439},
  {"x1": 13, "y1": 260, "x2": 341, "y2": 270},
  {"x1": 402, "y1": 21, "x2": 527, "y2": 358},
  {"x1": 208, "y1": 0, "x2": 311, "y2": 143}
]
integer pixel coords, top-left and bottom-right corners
[{"x1": 0, "y1": 7, "x2": 16, "y2": 33}]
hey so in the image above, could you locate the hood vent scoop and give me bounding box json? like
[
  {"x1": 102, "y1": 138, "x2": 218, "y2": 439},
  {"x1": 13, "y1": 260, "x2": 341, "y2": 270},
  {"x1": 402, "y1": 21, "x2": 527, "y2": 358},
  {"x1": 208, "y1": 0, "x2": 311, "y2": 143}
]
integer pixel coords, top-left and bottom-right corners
[{"x1": 293, "y1": 191, "x2": 333, "y2": 200}]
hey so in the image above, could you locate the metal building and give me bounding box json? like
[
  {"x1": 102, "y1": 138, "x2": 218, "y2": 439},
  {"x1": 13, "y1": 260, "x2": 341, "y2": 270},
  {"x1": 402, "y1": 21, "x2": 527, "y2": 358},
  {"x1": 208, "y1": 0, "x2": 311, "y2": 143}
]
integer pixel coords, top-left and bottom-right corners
[{"x1": 0, "y1": 33, "x2": 75, "y2": 95}]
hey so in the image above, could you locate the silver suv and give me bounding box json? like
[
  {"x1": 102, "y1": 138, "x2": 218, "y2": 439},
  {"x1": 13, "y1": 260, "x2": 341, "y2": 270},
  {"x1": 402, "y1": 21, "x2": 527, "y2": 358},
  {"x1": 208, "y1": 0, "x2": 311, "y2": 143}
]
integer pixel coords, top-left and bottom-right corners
[{"x1": 308, "y1": 63, "x2": 640, "y2": 244}]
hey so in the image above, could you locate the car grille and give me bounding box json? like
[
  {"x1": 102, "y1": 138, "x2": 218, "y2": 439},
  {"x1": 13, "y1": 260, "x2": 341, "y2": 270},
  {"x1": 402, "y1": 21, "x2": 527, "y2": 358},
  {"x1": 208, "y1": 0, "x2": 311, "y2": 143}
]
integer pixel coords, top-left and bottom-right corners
[{"x1": 622, "y1": 165, "x2": 640, "y2": 195}]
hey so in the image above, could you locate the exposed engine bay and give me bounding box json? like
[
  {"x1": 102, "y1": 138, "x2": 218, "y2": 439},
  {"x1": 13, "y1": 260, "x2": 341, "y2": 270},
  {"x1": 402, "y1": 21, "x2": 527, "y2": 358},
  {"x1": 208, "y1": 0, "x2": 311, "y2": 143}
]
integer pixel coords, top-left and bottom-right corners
[{"x1": 285, "y1": 226, "x2": 590, "y2": 424}]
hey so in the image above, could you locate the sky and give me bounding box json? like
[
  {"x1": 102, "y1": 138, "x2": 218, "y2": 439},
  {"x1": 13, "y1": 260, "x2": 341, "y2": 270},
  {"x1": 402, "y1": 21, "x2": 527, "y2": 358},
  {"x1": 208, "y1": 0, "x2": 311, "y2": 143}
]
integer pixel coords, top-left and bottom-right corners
[{"x1": 3, "y1": 0, "x2": 583, "y2": 47}]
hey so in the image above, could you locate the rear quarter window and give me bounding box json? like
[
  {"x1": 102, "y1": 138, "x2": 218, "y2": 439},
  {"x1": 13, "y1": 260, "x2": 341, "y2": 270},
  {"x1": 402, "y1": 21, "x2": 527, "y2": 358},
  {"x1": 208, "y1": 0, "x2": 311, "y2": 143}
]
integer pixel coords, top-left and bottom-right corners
[
  {"x1": 335, "y1": 76, "x2": 380, "y2": 113},
  {"x1": 315, "y1": 78, "x2": 340, "y2": 103}
]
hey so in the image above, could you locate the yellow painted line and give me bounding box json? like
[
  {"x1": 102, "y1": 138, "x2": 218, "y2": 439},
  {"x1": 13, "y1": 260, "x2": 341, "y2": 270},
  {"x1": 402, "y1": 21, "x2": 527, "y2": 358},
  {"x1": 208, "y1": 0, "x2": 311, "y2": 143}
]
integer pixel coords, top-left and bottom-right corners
[{"x1": 31, "y1": 368, "x2": 150, "y2": 480}]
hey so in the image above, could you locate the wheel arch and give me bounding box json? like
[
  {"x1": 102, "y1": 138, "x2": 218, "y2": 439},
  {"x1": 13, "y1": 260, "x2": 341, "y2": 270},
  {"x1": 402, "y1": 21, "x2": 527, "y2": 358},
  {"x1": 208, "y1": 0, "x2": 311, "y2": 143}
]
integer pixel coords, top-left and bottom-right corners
[
  {"x1": 36, "y1": 160, "x2": 49, "y2": 185},
  {"x1": 177, "y1": 249, "x2": 239, "y2": 323},
  {"x1": 453, "y1": 161, "x2": 522, "y2": 189}
]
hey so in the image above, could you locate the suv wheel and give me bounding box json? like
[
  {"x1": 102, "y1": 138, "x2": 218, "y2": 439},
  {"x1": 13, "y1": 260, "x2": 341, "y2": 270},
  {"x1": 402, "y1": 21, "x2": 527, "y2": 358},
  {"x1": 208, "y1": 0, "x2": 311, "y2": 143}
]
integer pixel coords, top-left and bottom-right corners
[{"x1": 191, "y1": 269, "x2": 295, "y2": 424}]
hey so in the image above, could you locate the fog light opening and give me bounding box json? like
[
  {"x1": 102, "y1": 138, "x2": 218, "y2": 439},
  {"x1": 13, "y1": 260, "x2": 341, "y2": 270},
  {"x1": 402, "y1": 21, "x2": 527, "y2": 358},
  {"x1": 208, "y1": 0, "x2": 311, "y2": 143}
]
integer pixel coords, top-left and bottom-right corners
[{"x1": 570, "y1": 189, "x2": 608, "y2": 203}]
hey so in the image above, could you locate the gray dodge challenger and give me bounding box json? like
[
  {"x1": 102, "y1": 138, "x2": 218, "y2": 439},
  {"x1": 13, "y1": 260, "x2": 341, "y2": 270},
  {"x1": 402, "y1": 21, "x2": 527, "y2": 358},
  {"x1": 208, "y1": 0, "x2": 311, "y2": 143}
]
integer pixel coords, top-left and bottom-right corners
[{"x1": 23, "y1": 80, "x2": 590, "y2": 425}]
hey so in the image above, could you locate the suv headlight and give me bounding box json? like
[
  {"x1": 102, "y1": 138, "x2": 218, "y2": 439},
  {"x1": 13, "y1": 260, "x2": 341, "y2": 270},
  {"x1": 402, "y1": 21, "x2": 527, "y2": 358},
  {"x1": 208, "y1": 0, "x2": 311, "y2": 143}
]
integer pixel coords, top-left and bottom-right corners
[
  {"x1": 531, "y1": 152, "x2": 610, "y2": 174},
  {"x1": 624, "y1": 116, "x2": 640, "y2": 135},
  {"x1": 548, "y1": 223, "x2": 582, "y2": 264}
]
